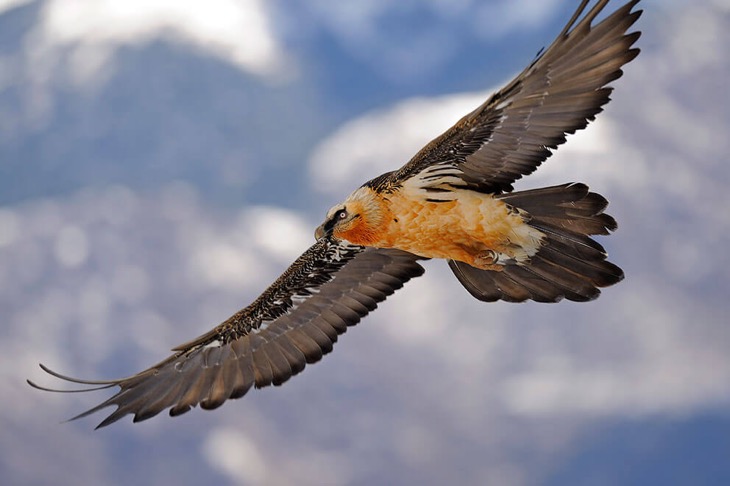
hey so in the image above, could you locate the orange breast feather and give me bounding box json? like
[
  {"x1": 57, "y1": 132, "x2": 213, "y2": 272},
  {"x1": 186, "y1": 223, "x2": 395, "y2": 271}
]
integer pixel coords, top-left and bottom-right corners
[{"x1": 375, "y1": 187, "x2": 544, "y2": 267}]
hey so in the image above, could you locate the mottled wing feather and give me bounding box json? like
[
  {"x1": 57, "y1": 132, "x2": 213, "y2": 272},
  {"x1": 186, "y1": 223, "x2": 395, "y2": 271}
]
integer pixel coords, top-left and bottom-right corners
[
  {"x1": 388, "y1": 0, "x2": 642, "y2": 193},
  {"x1": 28, "y1": 239, "x2": 425, "y2": 428}
]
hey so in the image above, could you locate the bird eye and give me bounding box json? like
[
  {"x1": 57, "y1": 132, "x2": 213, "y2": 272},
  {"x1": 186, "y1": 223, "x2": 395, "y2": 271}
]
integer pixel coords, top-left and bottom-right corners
[{"x1": 337, "y1": 209, "x2": 348, "y2": 220}]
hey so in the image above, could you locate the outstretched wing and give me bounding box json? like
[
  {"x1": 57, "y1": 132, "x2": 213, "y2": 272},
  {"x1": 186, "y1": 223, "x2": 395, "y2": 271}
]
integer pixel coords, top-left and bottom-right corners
[
  {"x1": 28, "y1": 239, "x2": 425, "y2": 428},
  {"x1": 387, "y1": 0, "x2": 641, "y2": 193}
]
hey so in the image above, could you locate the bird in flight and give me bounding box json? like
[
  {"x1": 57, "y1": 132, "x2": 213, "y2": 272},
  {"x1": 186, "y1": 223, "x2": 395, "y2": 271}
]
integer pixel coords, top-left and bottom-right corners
[{"x1": 29, "y1": 0, "x2": 642, "y2": 428}]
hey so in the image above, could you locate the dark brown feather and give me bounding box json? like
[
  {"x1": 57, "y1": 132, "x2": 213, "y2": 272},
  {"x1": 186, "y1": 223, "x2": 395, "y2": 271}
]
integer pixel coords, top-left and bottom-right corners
[
  {"x1": 28, "y1": 240, "x2": 425, "y2": 428},
  {"x1": 259, "y1": 341, "x2": 293, "y2": 387},
  {"x1": 286, "y1": 328, "x2": 325, "y2": 363},
  {"x1": 274, "y1": 335, "x2": 308, "y2": 376},
  {"x1": 251, "y1": 339, "x2": 275, "y2": 388},
  {"x1": 201, "y1": 352, "x2": 239, "y2": 410}
]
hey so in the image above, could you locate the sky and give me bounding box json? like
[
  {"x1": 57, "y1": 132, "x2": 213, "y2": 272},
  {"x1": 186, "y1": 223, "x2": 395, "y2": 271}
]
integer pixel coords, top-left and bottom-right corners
[{"x1": 2, "y1": 0, "x2": 729, "y2": 485}]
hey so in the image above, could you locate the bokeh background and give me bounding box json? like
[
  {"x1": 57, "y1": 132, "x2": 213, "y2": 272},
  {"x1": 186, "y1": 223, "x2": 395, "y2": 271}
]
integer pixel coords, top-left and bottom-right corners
[{"x1": 3, "y1": 0, "x2": 729, "y2": 484}]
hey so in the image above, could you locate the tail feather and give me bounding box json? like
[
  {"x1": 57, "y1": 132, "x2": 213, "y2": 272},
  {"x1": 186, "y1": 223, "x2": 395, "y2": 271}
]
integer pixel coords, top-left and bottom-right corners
[
  {"x1": 449, "y1": 183, "x2": 623, "y2": 303},
  {"x1": 502, "y1": 183, "x2": 617, "y2": 235}
]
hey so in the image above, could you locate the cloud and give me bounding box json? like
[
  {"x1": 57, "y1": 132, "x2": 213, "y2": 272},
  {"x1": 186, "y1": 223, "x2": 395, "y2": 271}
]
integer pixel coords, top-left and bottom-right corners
[
  {"x1": 0, "y1": 0, "x2": 32, "y2": 14},
  {"x1": 28, "y1": 0, "x2": 288, "y2": 85},
  {"x1": 303, "y1": 0, "x2": 563, "y2": 47},
  {"x1": 295, "y1": 0, "x2": 563, "y2": 81},
  {"x1": 202, "y1": 429, "x2": 268, "y2": 484},
  {"x1": 308, "y1": 91, "x2": 492, "y2": 195},
  {"x1": 471, "y1": 0, "x2": 564, "y2": 39},
  {"x1": 203, "y1": 427, "x2": 352, "y2": 485}
]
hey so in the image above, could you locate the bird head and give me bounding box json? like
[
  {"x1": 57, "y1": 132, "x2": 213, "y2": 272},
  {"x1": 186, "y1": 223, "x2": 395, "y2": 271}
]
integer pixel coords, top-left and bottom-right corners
[{"x1": 315, "y1": 187, "x2": 387, "y2": 245}]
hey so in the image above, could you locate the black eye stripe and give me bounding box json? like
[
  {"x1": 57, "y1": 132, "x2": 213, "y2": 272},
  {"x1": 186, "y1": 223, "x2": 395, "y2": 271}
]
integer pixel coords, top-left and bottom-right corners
[
  {"x1": 322, "y1": 218, "x2": 337, "y2": 234},
  {"x1": 322, "y1": 207, "x2": 347, "y2": 235}
]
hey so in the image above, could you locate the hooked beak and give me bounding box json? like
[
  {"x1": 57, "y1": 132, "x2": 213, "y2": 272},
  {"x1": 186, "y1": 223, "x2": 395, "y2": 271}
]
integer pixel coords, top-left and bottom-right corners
[{"x1": 315, "y1": 223, "x2": 326, "y2": 240}]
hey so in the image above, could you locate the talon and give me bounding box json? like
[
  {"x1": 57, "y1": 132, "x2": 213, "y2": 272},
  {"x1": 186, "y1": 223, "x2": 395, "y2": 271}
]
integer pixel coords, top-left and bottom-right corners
[{"x1": 474, "y1": 250, "x2": 498, "y2": 267}]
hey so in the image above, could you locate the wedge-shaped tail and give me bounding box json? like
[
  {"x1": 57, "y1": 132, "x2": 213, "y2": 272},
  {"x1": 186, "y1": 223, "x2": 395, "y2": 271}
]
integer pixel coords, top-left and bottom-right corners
[{"x1": 449, "y1": 183, "x2": 623, "y2": 302}]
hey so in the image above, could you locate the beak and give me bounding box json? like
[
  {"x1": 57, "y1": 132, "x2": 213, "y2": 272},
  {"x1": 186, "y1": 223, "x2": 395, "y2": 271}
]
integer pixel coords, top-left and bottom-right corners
[{"x1": 315, "y1": 223, "x2": 325, "y2": 240}]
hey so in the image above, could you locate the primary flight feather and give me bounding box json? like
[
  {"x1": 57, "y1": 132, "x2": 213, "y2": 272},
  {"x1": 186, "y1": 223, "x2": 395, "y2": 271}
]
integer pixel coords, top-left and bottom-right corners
[{"x1": 29, "y1": 0, "x2": 642, "y2": 428}]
